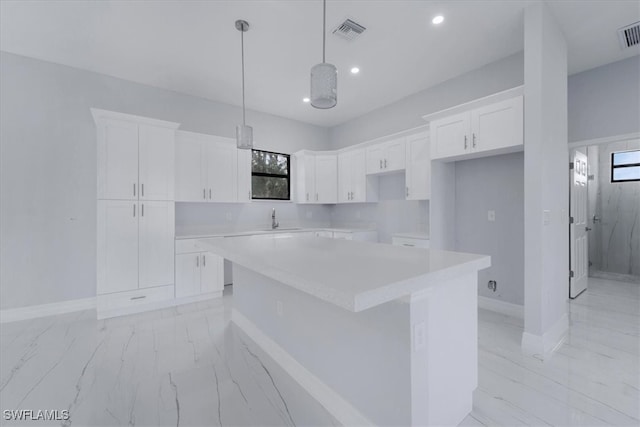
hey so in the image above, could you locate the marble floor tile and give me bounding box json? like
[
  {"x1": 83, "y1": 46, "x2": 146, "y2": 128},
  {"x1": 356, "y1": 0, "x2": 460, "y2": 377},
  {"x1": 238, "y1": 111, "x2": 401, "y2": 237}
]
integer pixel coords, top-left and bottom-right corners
[{"x1": 1, "y1": 277, "x2": 638, "y2": 426}]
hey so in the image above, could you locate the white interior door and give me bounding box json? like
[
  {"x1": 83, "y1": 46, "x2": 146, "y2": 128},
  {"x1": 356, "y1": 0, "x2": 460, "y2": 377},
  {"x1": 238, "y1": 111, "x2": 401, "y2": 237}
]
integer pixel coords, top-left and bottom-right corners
[
  {"x1": 570, "y1": 150, "x2": 589, "y2": 298},
  {"x1": 138, "y1": 201, "x2": 175, "y2": 289},
  {"x1": 97, "y1": 200, "x2": 139, "y2": 294},
  {"x1": 138, "y1": 125, "x2": 175, "y2": 201}
]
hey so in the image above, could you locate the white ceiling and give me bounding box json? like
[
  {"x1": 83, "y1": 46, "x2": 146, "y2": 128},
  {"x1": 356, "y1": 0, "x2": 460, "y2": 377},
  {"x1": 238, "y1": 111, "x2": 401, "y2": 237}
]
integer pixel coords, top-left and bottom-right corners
[{"x1": 1, "y1": 1, "x2": 639, "y2": 127}]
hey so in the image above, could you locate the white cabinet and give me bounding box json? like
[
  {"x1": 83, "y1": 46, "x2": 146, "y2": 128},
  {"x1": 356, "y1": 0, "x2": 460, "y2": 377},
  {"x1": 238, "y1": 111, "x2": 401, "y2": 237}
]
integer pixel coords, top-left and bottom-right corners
[
  {"x1": 366, "y1": 138, "x2": 406, "y2": 174},
  {"x1": 237, "y1": 148, "x2": 252, "y2": 202},
  {"x1": 405, "y1": 132, "x2": 431, "y2": 200},
  {"x1": 338, "y1": 148, "x2": 377, "y2": 203},
  {"x1": 175, "y1": 131, "x2": 238, "y2": 202},
  {"x1": 95, "y1": 114, "x2": 176, "y2": 201},
  {"x1": 97, "y1": 200, "x2": 175, "y2": 295},
  {"x1": 430, "y1": 96, "x2": 523, "y2": 161},
  {"x1": 175, "y1": 239, "x2": 224, "y2": 299},
  {"x1": 294, "y1": 151, "x2": 337, "y2": 204}
]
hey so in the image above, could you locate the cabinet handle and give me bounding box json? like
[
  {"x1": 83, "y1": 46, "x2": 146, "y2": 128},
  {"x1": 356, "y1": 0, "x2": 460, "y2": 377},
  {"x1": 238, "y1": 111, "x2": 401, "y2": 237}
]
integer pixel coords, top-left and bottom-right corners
[
  {"x1": 141, "y1": 183, "x2": 144, "y2": 197},
  {"x1": 203, "y1": 188, "x2": 206, "y2": 200},
  {"x1": 406, "y1": 187, "x2": 409, "y2": 197},
  {"x1": 196, "y1": 255, "x2": 199, "y2": 267},
  {"x1": 379, "y1": 159, "x2": 383, "y2": 169},
  {"x1": 384, "y1": 159, "x2": 387, "y2": 168},
  {"x1": 202, "y1": 255, "x2": 206, "y2": 266},
  {"x1": 133, "y1": 204, "x2": 136, "y2": 217},
  {"x1": 133, "y1": 183, "x2": 136, "y2": 197},
  {"x1": 464, "y1": 135, "x2": 468, "y2": 150},
  {"x1": 209, "y1": 189, "x2": 212, "y2": 200},
  {"x1": 141, "y1": 203, "x2": 144, "y2": 217},
  {"x1": 403, "y1": 243, "x2": 415, "y2": 247},
  {"x1": 306, "y1": 192, "x2": 309, "y2": 201},
  {"x1": 472, "y1": 133, "x2": 476, "y2": 148},
  {"x1": 130, "y1": 295, "x2": 146, "y2": 300}
]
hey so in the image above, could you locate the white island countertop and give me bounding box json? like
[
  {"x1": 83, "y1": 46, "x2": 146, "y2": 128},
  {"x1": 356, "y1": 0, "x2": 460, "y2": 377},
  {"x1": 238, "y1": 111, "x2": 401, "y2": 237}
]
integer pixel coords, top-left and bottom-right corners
[
  {"x1": 199, "y1": 236, "x2": 490, "y2": 312},
  {"x1": 176, "y1": 226, "x2": 376, "y2": 240}
]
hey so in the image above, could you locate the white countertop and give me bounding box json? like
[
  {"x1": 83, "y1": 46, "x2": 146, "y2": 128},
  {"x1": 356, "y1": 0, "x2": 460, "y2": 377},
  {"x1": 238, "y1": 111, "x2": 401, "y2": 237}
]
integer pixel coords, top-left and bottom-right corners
[
  {"x1": 199, "y1": 236, "x2": 490, "y2": 312},
  {"x1": 392, "y1": 231, "x2": 430, "y2": 240},
  {"x1": 176, "y1": 226, "x2": 376, "y2": 240}
]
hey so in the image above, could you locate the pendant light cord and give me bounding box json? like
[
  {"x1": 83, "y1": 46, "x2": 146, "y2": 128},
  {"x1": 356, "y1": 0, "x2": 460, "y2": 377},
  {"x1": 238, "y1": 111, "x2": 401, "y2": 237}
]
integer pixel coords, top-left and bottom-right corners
[
  {"x1": 241, "y1": 28, "x2": 246, "y2": 126},
  {"x1": 322, "y1": 0, "x2": 326, "y2": 63}
]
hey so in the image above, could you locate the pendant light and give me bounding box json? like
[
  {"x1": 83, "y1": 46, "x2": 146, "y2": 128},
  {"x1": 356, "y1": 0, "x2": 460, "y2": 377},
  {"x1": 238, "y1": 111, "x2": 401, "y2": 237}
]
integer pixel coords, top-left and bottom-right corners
[
  {"x1": 310, "y1": 0, "x2": 337, "y2": 109},
  {"x1": 235, "y1": 19, "x2": 253, "y2": 149}
]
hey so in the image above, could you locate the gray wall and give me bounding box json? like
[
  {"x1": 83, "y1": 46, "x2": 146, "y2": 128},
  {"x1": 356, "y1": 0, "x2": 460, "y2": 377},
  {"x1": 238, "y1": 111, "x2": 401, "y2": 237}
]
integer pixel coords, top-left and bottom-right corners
[
  {"x1": 568, "y1": 56, "x2": 640, "y2": 143},
  {"x1": 0, "y1": 51, "x2": 330, "y2": 310},
  {"x1": 329, "y1": 51, "x2": 524, "y2": 148},
  {"x1": 455, "y1": 153, "x2": 525, "y2": 305}
]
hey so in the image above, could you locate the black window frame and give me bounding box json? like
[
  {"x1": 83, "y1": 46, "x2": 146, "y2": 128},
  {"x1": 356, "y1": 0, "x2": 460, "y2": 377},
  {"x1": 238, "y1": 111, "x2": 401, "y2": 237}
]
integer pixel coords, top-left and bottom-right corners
[
  {"x1": 611, "y1": 150, "x2": 640, "y2": 183},
  {"x1": 251, "y1": 149, "x2": 291, "y2": 200}
]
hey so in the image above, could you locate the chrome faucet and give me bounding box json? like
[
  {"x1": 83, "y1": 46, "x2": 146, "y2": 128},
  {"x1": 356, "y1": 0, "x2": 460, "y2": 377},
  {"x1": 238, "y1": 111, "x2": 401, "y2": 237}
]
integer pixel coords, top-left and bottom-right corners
[{"x1": 271, "y1": 208, "x2": 279, "y2": 229}]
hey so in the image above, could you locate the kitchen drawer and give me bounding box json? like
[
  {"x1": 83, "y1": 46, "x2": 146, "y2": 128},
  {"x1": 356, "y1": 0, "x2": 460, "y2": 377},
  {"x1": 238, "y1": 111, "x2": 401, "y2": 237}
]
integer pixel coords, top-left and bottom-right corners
[
  {"x1": 392, "y1": 236, "x2": 430, "y2": 248},
  {"x1": 175, "y1": 238, "x2": 222, "y2": 254},
  {"x1": 97, "y1": 285, "x2": 174, "y2": 311}
]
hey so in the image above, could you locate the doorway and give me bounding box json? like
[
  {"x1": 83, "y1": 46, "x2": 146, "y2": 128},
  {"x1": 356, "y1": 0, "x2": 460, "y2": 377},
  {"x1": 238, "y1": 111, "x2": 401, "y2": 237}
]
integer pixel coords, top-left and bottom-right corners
[{"x1": 570, "y1": 138, "x2": 640, "y2": 299}]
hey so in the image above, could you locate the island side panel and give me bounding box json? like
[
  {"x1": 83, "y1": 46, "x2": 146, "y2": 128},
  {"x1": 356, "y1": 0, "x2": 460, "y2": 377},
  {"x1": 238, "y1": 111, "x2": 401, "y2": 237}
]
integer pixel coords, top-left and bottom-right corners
[{"x1": 232, "y1": 265, "x2": 412, "y2": 426}]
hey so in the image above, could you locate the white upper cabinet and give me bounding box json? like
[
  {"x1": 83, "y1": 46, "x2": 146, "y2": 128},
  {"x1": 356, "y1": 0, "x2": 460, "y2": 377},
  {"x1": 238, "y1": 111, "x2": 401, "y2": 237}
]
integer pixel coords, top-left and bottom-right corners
[
  {"x1": 338, "y1": 148, "x2": 375, "y2": 203},
  {"x1": 430, "y1": 95, "x2": 523, "y2": 161},
  {"x1": 405, "y1": 132, "x2": 431, "y2": 200},
  {"x1": 237, "y1": 148, "x2": 252, "y2": 202},
  {"x1": 175, "y1": 131, "x2": 239, "y2": 202},
  {"x1": 366, "y1": 137, "x2": 406, "y2": 174},
  {"x1": 294, "y1": 151, "x2": 336, "y2": 204},
  {"x1": 93, "y1": 110, "x2": 178, "y2": 201},
  {"x1": 138, "y1": 125, "x2": 175, "y2": 201}
]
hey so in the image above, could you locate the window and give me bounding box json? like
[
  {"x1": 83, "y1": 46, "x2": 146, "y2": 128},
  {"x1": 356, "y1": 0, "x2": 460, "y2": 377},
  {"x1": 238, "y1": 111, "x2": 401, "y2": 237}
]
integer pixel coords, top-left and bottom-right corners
[
  {"x1": 611, "y1": 150, "x2": 640, "y2": 183},
  {"x1": 251, "y1": 149, "x2": 290, "y2": 200}
]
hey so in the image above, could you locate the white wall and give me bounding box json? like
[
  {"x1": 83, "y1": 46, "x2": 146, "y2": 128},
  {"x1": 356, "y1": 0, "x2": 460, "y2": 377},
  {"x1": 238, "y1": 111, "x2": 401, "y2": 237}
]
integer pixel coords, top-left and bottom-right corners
[
  {"x1": 522, "y1": 2, "x2": 569, "y2": 355},
  {"x1": 0, "y1": 51, "x2": 330, "y2": 310},
  {"x1": 455, "y1": 152, "x2": 524, "y2": 305},
  {"x1": 568, "y1": 56, "x2": 640, "y2": 143}
]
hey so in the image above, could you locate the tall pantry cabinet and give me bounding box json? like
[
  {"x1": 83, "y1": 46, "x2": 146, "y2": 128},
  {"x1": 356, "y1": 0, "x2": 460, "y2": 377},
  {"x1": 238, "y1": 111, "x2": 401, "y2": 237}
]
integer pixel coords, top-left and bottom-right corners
[{"x1": 92, "y1": 109, "x2": 179, "y2": 319}]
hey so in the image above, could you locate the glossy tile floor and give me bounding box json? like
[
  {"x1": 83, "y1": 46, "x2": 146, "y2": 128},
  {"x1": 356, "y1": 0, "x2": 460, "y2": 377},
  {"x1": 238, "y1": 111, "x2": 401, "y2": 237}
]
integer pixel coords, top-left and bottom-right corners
[{"x1": 1, "y1": 277, "x2": 638, "y2": 426}]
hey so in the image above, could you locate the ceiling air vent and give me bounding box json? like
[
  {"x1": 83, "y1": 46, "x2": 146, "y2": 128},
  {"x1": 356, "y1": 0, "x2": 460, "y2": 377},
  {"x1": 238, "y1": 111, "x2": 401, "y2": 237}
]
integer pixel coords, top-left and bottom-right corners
[
  {"x1": 618, "y1": 21, "x2": 640, "y2": 49},
  {"x1": 332, "y1": 19, "x2": 366, "y2": 41}
]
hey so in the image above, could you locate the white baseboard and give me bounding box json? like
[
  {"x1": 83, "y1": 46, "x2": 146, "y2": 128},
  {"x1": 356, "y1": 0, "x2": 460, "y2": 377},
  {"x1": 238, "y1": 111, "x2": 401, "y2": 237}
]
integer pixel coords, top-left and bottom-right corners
[
  {"x1": 521, "y1": 313, "x2": 569, "y2": 359},
  {"x1": 232, "y1": 309, "x2": 373, "y2": 427},
  {"x1": 478, "y1": 296, "x2": 524, "y2": 319},
  {"x1": 0, "y1": 297, "x2": 96, "y2": 324}
]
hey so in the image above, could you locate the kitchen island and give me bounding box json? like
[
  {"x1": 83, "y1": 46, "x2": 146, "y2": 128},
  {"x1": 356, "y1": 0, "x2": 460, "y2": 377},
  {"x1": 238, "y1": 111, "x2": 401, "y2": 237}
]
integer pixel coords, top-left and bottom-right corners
[{"x1": 200, "y1": 235, "x2": 490, "y2": 426}]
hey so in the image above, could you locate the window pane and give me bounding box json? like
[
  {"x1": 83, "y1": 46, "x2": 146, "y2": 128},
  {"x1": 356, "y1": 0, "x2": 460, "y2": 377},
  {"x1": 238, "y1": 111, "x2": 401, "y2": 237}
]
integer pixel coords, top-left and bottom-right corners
[
  {"x1": 612, "y1": 150, "x2": 640, "y2": 166},
  {"x1": 251, "y1": 176, "x2": 289, "y2": 199},
  {"x1": 612, "y1": 165, "x2": 640, "y2": 182},
  {"x1": 252, "y1": 150, "x2": 289, "y2": 175}
]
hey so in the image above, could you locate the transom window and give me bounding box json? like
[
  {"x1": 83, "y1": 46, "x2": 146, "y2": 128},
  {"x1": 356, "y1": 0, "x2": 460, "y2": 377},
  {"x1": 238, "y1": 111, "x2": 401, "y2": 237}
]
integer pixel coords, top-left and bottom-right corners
[
  {"x1": 611, "y1": 150, "x2": 640, "y2": 183},
  {"x1": 251, "y1": 149, "x2": 290, "y2": 200}
]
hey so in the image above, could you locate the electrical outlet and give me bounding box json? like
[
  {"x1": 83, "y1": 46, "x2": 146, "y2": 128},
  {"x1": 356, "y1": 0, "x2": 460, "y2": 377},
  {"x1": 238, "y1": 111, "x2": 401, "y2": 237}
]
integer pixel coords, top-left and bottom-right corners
[
  {"x1": 488, "y1": 280, "x2": 497, "y2": 292},
  {"x1": 488, "y1": 210, "x2": 496, "y2": 222},
  {"x1": 276, "y1": 301, "x2": 283, "y2": 317}
]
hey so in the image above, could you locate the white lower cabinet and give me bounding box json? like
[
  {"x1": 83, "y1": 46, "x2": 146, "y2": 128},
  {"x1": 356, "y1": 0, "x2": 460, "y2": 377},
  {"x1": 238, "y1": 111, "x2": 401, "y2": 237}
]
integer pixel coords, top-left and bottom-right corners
[{"x1": 175, "y1": 240, "x2": 224, "y2": 299}]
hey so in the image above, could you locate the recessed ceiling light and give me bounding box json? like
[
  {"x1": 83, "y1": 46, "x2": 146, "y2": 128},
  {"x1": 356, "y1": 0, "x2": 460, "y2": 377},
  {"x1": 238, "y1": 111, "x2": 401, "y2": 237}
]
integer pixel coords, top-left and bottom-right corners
[
  {"x1": 432, "y1": 15, "x2": 444, "y2": 25},
  {"x1": 350, "y1": 67, "x2": 360, "y2": 74},
  {"x1": 303, "y1": 97, "x2": 310, "y2": 103}
]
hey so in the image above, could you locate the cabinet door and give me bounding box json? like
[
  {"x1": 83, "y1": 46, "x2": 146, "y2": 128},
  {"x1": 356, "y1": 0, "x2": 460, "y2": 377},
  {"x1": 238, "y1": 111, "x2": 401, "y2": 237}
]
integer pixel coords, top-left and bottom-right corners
[
  {"x1": 383, "y1": 138, "x2": 406, "y2": 171},
  {"x1": 139, "y1": 125, "x2": 175, "y2": 201},
  {"x1": 175, "y1": 133, "x2": 206, "y2": 202},
  {"x1": 366, "y1": 145, "x2": 385, "y2": 174},
  {"x1": 406, "y1": 133, "x2": 430, "y2": 200},
  {"x1": 315, "y1": 154, "x2": 337, "y2": 203},
  {"x1": 97, "y1": 119, "x2": 139, "y2": 200},
  {"x1": 301, "y1": 153, "x2": 316, "y2": 203},
  {"x1": 206, "y1": 139, "x2": 237, "y2": 202},
  {"x1": 138, "y1": 201, "x2": 175, "y2": 289},
  {"x1": 237, "y1": 148, "x2": 252, "y2": 202},
  {"x1": 351, "y1": 149, "x2": 367, "y2": 202},
  {"x1": 337, "y1": 152, "x2": 352, "y2": 203},
  {"x1": 201, "y1": 252, "x2": 224, "y2": 294},
  {"x1": 97, "y1": 200, "x2": 139, "y2": 294},
  {"x1": 471, "y1": 96, "x2": 523, "y2": 152},
  {"x1": 430, "y1": 112, "x2": 470, "y2": 160},
  {"x1": 175, "y1": 253, "x2": 201, "y2": 298}
]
